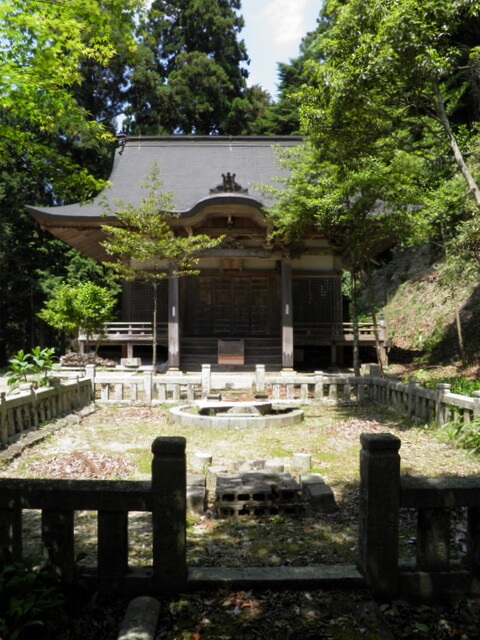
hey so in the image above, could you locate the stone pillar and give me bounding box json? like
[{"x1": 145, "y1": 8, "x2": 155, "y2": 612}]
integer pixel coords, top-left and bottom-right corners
[
  {"x1": 281, "y1": 257, "x2": 294, "y2": 370},
  {"x1": 201, "y1": 364, "x2": 211, "y2": 397},
  {"x1": 0, "y1": 391, "x2": 7, "y2": 445},
  {"x1": 358, "y1": 433, "x2": 401, "y2": 598},
  {"x1": 435, "y1": 383, "x2": 451, "y2": 426},
  {"x1": 151, "y1": 437, "x2": 187, "y2": 596},
  {"x1": 473, "y1": 391, "x2": 480, "y2": 420},
  {"x1": 85, "y1": 364, "x2": 96, "y2": 398},
  {"x1": 143, "y1": 369, "x2": 153, "y2": 404},
  {"x1": 255, "y1": 364, "x2": 266, "y2": 395},
  {"x1": 168, "y1": 271, "x2": 180, "y2": 370}
]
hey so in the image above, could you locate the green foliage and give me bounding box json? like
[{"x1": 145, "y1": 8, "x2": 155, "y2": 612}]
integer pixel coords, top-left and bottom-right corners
[
  {"x1": 101, "y1": 165, "x2": 222, "y2": 368},
  {"x1": 124, "y1": 0, "x2": 274, "y2": 135},
  {"x1": 415, "y1": 374, "x2": 480, "y2": 397},
  {"x1": 37, "y1": 282, "x2": 117, "y2": 348},
  {"x1": 300, "y1": 0, "x2": 480, "y2": 212},
  {"x1": 7, "y1": 347, "x2": 59, "y2": 390},
  {"x1": 0, "y1": 548, "x2": 65, "y2": 639},
  {"x1": 101, "y1": 166, "x2": 222, "y2": 282},
  {"x1": 441, "y1": 419, "x2": 480, "y2": 456},
  {"x1": 0, "y1": 0, "x2": 142, "y2": 197}
]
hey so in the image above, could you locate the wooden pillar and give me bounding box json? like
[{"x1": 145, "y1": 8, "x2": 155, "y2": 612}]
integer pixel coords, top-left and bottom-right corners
[
  {"x1": 168, "y1": 271, "x2": 180, "y2": 370},
  {"x1": 281, "y1": 258, "x2": 294, "y2": 370}
]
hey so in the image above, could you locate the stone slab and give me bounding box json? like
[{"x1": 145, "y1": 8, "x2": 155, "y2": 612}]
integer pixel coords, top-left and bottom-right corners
[{"x1": 187, "y1": 564, "x2": 364, "y2": 590}]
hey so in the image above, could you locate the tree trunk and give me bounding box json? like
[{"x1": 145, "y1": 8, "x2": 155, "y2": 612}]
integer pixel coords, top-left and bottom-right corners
[
  {"x1": 434, "y1": 81, "x2": 480, "y2": 208},
  {"x1": 350, "y1": 266, "x2": 361, "y2": 376},
  {"x1": 152, "y1": 281, "x2": 158, "y2": 372},
  {"x1": 452, "y1": 286, "x2": 466, "y2": 366},
  {"x1": 366, "y1": 261, "x2": 384, "y2": 375},
  {"x1": 440, "y1": 223, "x2": 467, "y2": 366}
]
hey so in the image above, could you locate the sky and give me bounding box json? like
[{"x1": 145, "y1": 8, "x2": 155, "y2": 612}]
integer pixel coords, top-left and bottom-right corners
[{"x1": 240, "y1": 0, "x2": 321, "y2": 100}]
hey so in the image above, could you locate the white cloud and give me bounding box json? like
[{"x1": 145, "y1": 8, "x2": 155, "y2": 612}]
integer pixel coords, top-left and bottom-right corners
[{"x1": 262, "y1": 0, "x2": 309, "y2": 45}]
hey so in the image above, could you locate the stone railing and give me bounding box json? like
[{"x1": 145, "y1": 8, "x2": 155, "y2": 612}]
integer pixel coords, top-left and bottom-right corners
[
  {"x1": 82, "y1": 364, "x2": 371, "y2": 405},
  {"x1": 368, "y1": 372, "x2": 480, "y2": 426},
  {"x1": 0, "y1": 379, "x2": 93, "y2": 446},
  {"x1": 0, "y1": 438, "x2": 187, "y2": 597},
  {"x1": 3, "y1": 433, "x2": 480, "y2": 600},
  {"x1": 359, "y1": 433, "x2": 480, "y2": 599}
]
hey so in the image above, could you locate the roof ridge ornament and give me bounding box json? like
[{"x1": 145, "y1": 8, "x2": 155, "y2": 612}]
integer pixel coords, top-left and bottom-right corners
[{"x1": 210, "y1": 172, "x2": 248, "y2": 194}]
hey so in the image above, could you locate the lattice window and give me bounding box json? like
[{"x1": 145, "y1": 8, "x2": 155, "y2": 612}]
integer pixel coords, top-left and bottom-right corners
[
  {"x1": 129, "y1": 281, "x2": 168, "y2": 322},
  {"x1": 293, "y1": 277, "x2": 339, "y2": 324}
]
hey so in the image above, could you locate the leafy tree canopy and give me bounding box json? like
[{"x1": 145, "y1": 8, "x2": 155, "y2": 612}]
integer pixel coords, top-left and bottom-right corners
[
  {"x1": 0, "y1": 0, "x2": 142, "y2": 199},
  {"x1": 299, "y1": 0, "x2": 480, "y2": 209},
  {"x1": 100, "y1": 166, "x2": 223, "y2": 368},
  {"x1": 38, "y1": 281, "x2": 117, "y2": 348},
  {"x1": 124, "y1": 0, "x2": 274, "y2": 134}
]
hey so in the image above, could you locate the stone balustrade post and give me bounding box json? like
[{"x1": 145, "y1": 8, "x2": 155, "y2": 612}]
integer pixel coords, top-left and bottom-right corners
[
  {"x1": 151, "y1": 437, "x2": 187, "y2": 596},
  {"x1": 201, "y1": 364, "x2": 211, "y2": 397},
  {"x1": 143, "y1": 368, "x2": 153, "y2": 404},
  {"x1": 314, "y1": 371, "x2": 324, "y2": 400},
  {"x1": 435, "y1": 383, "x2": 451, "y2": 426},
  {"x1": 408, "y1": 378, "x2": 420, "y2": 419},
  {"x1": 85, "y1": 364, "x2": 96, "y2": 399},
  {"x1": 255, "y1": 365, "x2": 266, "y2": 395},
  {"x1": 358, "y1": 433, "x2": 401, "y2": 598},
  {"x1": 0, "y1": 392, "x2": 7, "y2": 446},
  {"x1": 473, "y1": 391, "x2": 480, "y2": 421}
]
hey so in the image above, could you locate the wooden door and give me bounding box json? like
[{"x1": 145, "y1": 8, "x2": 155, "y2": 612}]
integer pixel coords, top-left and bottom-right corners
[{"x1": 184, "y1": 274, "x2": 278, "y2": 336}]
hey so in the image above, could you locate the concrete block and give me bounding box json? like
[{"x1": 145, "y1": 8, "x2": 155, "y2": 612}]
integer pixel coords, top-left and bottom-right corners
[
  {"x1": 187, "y1": 486, "x2": 207, "y2": 514},
  {"x1": 301, "y1": 478, "x2": 338, "y2": 513}
]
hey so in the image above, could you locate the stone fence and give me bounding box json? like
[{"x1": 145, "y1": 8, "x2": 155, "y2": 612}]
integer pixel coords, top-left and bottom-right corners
[
  {"x1": 78, "y1": 364, "x2": 370, "y2": 404},
  {"x1": 77, "y1": 364, "x2": 480, "y2": 429},
  {"x1": 0, "y1": 438, "x2": 187, "y2": 597},
  {"x1": 2, "y1": 434, "x2": 480, "y2": 600},
  {"x1": 359, "y1": 433, "x2": 480, "y2": 599},
  {"x1": 0, "y1": 378, "x2": 93, "y2": 446},
  {"x1": 2, "y1": 365, "x2": 476, "y2": 446}
]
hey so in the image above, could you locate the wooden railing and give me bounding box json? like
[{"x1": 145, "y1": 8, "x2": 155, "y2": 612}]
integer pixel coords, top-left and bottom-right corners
[
  {"x1": 78, "y1": 322, "x2": 168, "y2": 358},
  {"x1": 294, "y1": 321, "x2": 387, "y2": 343},
  {"x1": 80, "y1": 321, "x2": 385, "y2": 347},
  {"x1": 78, "y1": 322, "x2": 168, "y2": 341}
]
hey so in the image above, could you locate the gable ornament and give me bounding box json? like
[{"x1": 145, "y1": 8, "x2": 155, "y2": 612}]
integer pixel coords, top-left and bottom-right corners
[{"x1": 210, "y1": 172, "x2": 248, "y2": 194}]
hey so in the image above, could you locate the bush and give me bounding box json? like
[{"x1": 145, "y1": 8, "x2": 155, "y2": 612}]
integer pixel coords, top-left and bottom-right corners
[
  {"x1": 0, "y1": 548, "x2": 66, "y2": 639},
  {"x1": 7, "y1": 347, "x2": 60, "y2": 391},
  {"x1": 441, "y1": 419, "x2": 480, "y2": 456}
]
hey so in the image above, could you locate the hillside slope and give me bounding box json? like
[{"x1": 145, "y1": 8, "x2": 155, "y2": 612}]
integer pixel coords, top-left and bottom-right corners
[{"x1": 364, "y1": 245, "x2": 480, "y2": 368}]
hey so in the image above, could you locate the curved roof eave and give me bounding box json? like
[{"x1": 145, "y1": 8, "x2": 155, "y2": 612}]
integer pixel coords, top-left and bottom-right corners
[{"x1": 26, "y1": 192, "x2": 271, "y2": 226}]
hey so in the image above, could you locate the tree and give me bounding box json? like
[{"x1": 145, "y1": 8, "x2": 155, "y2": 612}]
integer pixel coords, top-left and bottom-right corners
[
  {"x1": 100, "y1": 167, "x2": 222, "y2": 370},
  {"x1": 300, "y1": 0, "x2": 480, "y2": 210},
  {"x1": 0, "y1": 0, "x2": 142, "y2": 365},
  {"x1": 268, "y1": 0, "x2": 480, "y2": 370},
  {"x1": 0, "y1": 0, "x2": 141, "y2": 198},
  {"x1": 124, "y1": 0, "x2": 273, "y2": 135},
  {"x1": 264, "y1": 141, "x2": 424, "y2": 373},
  {"x1": 38, "y1": 282, "x2": 117, "y2": 357}
]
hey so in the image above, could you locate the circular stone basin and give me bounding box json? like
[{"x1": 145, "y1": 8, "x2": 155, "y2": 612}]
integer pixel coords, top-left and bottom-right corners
[{"x1": 169, "y1": 401, "x2": 304, "y2": 428}]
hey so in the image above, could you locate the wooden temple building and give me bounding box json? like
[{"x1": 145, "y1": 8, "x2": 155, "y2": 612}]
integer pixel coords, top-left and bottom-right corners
[{"x1": 27, "y1": 136, "x2": 385, "y2": 371}]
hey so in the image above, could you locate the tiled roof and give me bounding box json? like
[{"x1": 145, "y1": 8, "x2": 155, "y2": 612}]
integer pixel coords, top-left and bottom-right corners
[{"x1": 27, "y1": 136, "x2": 302, "y2": 221}]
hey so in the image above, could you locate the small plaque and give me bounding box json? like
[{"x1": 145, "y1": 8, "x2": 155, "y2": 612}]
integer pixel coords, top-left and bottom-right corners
[{"x1": 218, "y1": 339, "x2": 244, "y2": 365}]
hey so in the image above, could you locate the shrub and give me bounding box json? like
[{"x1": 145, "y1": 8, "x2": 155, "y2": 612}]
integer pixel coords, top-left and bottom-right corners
[
  {"x1": 7, "y1": 347, "x2": 60, "y2": 391},
  {"x1": 0, "y1": 548, "x2": 66, "y2": 640}
]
